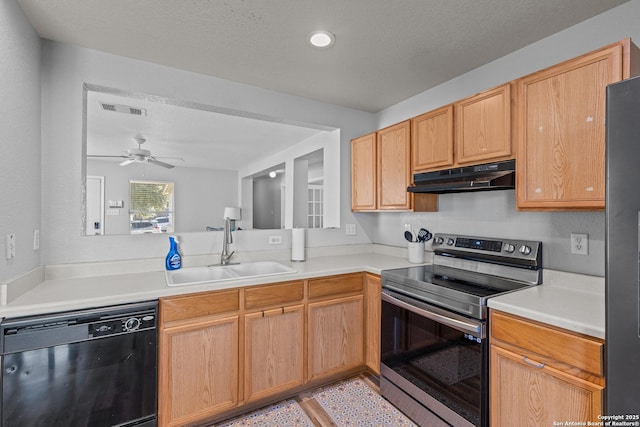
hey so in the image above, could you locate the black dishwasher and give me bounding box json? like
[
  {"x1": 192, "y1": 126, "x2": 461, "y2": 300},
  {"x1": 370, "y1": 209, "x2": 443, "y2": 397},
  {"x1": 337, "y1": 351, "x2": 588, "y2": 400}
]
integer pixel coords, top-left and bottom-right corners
[{"x1": 0, "y1": 301, "x2": 158, "y2": 427}]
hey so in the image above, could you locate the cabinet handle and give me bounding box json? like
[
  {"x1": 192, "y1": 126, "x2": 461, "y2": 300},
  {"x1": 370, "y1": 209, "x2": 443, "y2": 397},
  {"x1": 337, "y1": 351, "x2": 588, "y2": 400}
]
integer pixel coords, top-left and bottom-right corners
[
  {"x1": 522, "y1": 356, "x2": 546, "y2": 369},
  {"x1": 261, "y1": 310, "x2": 264, "y2": 317},
  {"x1": 281, "y1": 307, "x2": 285, "y2": 314}
]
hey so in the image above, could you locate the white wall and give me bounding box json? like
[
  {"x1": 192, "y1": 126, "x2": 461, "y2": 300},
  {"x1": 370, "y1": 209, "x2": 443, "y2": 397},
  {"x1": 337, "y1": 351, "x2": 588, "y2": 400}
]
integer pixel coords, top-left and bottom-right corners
[
  {"x1": 0, "y1": 1, "x2": 41, "y2": 282},
  {"x1": 87, "y1": 160, "x2": 238, "y2": 234},
  {"x1": 371, "y1": 0, "x2": 640, "y2": 276},
  {"x1": 40, "y1": 40, "x2": 376, "y2": 265}
]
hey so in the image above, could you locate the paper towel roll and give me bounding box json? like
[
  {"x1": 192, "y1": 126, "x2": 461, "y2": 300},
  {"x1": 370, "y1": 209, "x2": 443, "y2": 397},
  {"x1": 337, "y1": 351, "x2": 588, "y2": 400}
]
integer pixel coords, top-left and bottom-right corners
[{"x1": 291, "y1": 228, "x2": 305, "y2": 262}]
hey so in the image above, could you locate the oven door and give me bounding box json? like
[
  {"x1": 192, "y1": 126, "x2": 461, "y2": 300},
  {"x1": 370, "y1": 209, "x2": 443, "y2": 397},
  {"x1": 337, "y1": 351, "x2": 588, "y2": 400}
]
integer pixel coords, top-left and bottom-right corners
[{"x1": 380, "y1": 289, "x2": 487, "y2": 427}]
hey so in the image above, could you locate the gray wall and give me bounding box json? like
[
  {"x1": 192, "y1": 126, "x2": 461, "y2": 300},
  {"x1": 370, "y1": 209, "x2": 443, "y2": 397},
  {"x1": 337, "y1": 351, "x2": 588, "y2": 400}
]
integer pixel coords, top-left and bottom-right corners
[
  {"x1": 40, "y1": 40, "x2": 375, "y2": 265},
  {"x1": 6, "y1": 0, "x2": 640, "y2": 278},
  {"x1": 0, "y1": 2, "x2": 41, "y2": 282},
  {"x1": 87, "y1": 159, "x2": 238, "y2": 234},
  {"x1": 369, "y1": 0, "x2": 640, "y2": 277}
]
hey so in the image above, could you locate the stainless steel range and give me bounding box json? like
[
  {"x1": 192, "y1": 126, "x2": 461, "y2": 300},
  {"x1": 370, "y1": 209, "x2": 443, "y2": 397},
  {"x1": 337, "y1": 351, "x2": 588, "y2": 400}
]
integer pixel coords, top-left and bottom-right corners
[{"x1": 380, "y1": 233, "x2": 542, "y2": 427}]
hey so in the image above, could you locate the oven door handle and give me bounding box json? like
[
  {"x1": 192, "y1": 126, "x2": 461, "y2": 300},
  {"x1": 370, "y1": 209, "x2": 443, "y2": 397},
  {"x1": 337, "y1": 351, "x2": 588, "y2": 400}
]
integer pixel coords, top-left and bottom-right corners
[{"x1": 381, "y1": 290, "x2": 483, "y2": 335}]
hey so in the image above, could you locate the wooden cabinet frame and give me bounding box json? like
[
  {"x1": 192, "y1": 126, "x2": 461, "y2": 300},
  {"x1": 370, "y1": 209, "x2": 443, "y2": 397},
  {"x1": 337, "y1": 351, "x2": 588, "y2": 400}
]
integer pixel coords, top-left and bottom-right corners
[
  {"x1": 516, "y1": 38, "x2": 639, "y2": 210},
  {"x1": 158, "y1": 272, "x2": 378, "y2": 426},
  {"x1": 490, "y1": 310, "x2": 604, "y2": 425}
]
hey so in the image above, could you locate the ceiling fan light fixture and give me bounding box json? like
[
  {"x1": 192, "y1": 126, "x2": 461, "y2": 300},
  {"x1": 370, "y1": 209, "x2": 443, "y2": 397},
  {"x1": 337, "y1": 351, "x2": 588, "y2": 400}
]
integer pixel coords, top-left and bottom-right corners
[{"x1": 308, "y1": 30, "x2": 335, "y2": 49}]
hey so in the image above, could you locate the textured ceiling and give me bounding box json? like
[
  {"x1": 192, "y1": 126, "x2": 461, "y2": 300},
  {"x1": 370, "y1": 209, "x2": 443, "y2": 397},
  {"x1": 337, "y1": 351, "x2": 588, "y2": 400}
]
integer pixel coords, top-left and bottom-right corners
[{"x1": 18, "y1": 0, "x2": 629, "y2": 112}]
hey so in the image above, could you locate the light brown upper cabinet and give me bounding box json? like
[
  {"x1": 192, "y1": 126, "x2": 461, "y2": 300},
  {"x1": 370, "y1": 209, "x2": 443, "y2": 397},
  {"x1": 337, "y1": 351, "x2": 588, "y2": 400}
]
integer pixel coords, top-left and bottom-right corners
[
  {"x1": 376, "y1": 120, "x2": 412, "y2": 210},
  {"x1": 411, "y1": 104, "x2": 454, "y2": 172},
  {"x1": 411, "y1": 84, "x2": 513, "y2": 174},
  {"x1": 351, "y1": 132, "x2": 377, "y2": 211},
  {"x1": 351, "y1": 121, "x2": 437, "y2": 211},
  {"x1": 516, "y1": 39, "x2": 640, "y2": 210},
  {"x1": 455, "y1": 83, "x2": 513, "y2": 165}
]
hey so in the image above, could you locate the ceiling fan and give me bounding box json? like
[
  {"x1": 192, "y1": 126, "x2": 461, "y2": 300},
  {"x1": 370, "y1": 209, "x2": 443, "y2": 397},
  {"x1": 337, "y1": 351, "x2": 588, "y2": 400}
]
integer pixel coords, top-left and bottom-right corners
[{"x1": 88, "y1": 136, "x2": 178, "y2": 169}]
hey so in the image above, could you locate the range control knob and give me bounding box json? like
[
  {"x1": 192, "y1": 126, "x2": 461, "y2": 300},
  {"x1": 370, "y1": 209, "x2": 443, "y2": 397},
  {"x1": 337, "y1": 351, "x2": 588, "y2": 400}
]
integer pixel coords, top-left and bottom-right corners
[
  {"x1": 519, "y1": 245, "x2": 532, "y2": 256},
  {"x1": 434, "y1": 237, "x2": 444, "y2": 245},
  {"x1": 504, "y1": 244, "x2": 515, "y2": 253},
  {"x1": 124, "y1": 317, "x2": 141, "y2": 331},
  {"x1": 446, "y1": 238, "x2": 455, "y2": 246}
]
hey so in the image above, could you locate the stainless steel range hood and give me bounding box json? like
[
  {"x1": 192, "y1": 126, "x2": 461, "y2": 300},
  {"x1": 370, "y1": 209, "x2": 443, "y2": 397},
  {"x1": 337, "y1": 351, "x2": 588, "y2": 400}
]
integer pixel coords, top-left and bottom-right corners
[{"x1": 408, "y1": 159, "x2": 515, "y2": 194}]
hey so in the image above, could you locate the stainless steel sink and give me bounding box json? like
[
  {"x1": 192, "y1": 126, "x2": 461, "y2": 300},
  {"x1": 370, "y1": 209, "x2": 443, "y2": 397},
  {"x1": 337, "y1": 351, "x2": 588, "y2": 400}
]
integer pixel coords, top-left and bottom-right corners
[{"x1": 165, "y1": 261, "x2": 297, "y2": 287}]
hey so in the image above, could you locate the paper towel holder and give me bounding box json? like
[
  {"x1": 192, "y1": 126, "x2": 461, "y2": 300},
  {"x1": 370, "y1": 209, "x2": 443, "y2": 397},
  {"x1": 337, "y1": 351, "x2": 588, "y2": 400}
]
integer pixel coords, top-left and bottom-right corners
[{"x1": 291, "y1": 227, "x2": 306, "y2": 262}]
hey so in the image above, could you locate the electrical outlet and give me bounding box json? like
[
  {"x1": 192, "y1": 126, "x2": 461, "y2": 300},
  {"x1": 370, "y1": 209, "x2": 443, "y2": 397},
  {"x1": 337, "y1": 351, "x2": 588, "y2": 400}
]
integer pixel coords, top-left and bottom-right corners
[
  {"x1": 570, "y1": 233, "x2": 588, "y2": 255},
  {"x1": 268, "y1": 235, "x2": 282, "y2": 245},
  {"x1": 6, "y1": 234, "x2": 16, "y2": 259}
]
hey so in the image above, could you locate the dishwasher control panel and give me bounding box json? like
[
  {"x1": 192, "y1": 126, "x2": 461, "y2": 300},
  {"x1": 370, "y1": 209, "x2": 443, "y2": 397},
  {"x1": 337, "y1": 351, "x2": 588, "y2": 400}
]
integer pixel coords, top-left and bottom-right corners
[
  {"x1": 1, "y1": 301, "x2": 158, "y2": 354},
  {"x1": 89, "y1": 312, "x2": 156, "y2": 337}
]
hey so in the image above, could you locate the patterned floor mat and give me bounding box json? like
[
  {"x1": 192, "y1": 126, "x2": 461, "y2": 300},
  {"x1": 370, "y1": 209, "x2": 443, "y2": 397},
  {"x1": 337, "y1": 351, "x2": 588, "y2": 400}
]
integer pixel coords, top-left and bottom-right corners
[
  {"x1": 312, "y1": 378, "x2": 417, "y2": 427},
  {"x1": 216, "y1": 399, "x2": 314, "y2": 427}
]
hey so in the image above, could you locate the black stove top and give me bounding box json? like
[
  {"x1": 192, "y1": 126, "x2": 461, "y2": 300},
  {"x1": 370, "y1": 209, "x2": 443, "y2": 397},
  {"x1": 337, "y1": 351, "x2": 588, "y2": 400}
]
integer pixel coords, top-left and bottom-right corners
[{"x1": 381, "y1": 233, "x2": 543, "y2": 320}]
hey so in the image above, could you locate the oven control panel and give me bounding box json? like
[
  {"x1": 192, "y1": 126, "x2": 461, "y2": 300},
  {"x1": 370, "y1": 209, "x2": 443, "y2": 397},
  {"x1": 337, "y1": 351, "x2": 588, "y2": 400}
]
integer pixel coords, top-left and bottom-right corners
[{"x1": 432, "y1": 233, "x2": 541, "y2": 264}]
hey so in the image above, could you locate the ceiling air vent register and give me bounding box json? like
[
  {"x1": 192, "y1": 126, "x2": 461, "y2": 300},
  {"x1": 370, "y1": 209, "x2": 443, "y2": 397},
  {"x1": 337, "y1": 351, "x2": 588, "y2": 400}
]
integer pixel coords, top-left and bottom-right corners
[{"x1": 99, "y1": 102, "x2": 147, "y2": 116}]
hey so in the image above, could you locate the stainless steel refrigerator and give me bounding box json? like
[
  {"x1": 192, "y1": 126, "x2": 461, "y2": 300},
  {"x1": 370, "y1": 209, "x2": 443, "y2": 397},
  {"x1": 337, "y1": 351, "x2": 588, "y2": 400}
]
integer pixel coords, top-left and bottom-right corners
[{"x1": 605, "y1": 75, "x2": 640, "y2": 414}]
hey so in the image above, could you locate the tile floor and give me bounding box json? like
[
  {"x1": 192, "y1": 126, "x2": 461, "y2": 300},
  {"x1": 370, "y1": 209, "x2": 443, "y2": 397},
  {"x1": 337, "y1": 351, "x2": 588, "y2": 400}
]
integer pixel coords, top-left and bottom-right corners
[{"x1": 214, "y1": 375, "x2": 417, "y2": 427}]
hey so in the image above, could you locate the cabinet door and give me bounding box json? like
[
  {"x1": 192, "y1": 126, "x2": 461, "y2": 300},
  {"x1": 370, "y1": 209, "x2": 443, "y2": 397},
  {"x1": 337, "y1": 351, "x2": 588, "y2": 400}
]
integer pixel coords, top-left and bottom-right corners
[
  {"x1": 244, "y1": 305, "x2": 305, "y2": 402},
  {"x1": 411, "y1": 105, "x2": 454, "y2": 172},
  {"x1": 308, "y1": 295, "x2": 364, "y2": 380},
  {"x1": 364, "y1": 273, "x2": 381, "y2": 374},
  {"x1": 516, "y1": 43, "x2": 624, "y2": 210},
  {"x1": 351, "y1": 132, "x2": 377, "y2": 211},
  {"x1": 490, "y1": 345, "x2": 603, "y2": 425},
  {"x1": 377, "y1": 120, "x2": 412, "y2": 210},
  {"x1": 159, "y1": 315, "x2": 239, "y2": 427},
  {"x1": 455, "y1": 83, "x2": 512, "y2": 165}
]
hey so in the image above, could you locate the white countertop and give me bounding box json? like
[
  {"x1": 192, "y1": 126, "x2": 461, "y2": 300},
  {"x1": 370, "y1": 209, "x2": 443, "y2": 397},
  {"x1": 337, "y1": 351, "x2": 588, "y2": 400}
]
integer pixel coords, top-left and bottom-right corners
[
  {"x1": 0, "y1": 245, "x2": 418, "y2": 319},
  {"x1": 488, "y1": 269, "x2": 605, "y2": 339},
  {"x1": 1, "y1": 246, "x2": 605, "y2": 339}
]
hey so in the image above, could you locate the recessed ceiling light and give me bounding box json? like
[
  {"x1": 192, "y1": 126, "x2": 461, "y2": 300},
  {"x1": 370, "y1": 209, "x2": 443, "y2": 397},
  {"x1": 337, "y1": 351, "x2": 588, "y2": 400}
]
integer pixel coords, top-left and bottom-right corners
[
  {"x1": 269, "y1": 171, "x2": 277, "y2": 178},
  {"x1": 308, "y1": 30, "x2": 335, "y2": 49}
]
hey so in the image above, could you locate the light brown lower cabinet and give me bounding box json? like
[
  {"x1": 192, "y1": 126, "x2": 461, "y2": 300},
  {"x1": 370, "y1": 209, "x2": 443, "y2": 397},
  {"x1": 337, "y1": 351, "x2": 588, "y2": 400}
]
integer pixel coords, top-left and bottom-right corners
[
  {"x1": 364, "y1": 273, "x2": 381, "y2": 374},
  {"x1": 159, "y1": 314, "x2": 239, "y2": 427},
  {"x1": 158, "y1": 273, "x2": 374, "y2": 426},
  {"x1": 244, "y1": 304, "x2": 305, "y2": 402},
  {"x1": 308, "y1": 294, "x2": 364, "y2": 381},
  {"x1": 490, "y1": 310, "x2": 604, "y2": 426}
]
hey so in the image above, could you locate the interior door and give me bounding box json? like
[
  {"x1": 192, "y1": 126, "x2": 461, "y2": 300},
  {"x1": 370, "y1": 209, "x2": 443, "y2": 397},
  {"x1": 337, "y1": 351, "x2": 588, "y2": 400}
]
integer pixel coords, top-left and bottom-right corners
[{"x1": 86, "y1": 176, "x2": 104, "y2": 235}]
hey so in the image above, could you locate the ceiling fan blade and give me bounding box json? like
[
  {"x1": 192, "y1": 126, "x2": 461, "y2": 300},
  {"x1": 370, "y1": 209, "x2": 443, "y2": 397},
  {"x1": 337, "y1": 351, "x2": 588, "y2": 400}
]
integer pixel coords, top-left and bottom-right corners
[
  {"x1": 87, "y1": 154, "x2": 129, "y2": 159},
  {"x1": 147, "y1": 158, "x2": 175, "y2": 169},
  {"x1": 120, "y1": 159, "x2": 136, "y2": 166}
]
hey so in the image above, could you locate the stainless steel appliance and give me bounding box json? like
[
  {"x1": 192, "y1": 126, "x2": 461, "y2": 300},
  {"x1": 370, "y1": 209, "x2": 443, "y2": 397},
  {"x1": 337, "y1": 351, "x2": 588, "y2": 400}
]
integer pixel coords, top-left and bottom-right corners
[
  {"x1": 605, "y1": 75, "x2": 640, "y2": 414},
  {"x1": 0, "y1": 301, "x2": 158, "y2": 427},
  {"x1": 380, "y1": 234, "x2": 542, "y2": 427}
]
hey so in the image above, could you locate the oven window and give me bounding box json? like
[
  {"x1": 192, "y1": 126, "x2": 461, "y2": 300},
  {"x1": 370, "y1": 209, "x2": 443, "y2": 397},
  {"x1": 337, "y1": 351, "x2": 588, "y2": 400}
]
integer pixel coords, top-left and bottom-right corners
[{"x1": 381, "y1": 299, "x2": 485, "y2": 426}]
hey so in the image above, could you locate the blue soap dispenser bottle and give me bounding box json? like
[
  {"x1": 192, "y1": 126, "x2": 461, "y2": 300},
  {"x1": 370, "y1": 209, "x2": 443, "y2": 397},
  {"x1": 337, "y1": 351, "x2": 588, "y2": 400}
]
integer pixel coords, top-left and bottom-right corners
[{"x1": 166, "y1": 236, "x2": 182, "y2": 270}]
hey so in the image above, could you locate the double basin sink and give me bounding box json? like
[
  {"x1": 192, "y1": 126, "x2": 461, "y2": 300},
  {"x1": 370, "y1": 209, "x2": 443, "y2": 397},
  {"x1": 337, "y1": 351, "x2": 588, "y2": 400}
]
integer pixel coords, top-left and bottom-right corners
[{"x1": 165, "y1": 261, "x2": 297, "y2": 287}]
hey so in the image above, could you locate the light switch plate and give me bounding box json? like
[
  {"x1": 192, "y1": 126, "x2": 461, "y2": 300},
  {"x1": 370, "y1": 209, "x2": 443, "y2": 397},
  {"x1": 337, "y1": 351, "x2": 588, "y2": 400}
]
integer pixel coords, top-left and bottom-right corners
[
  {"x1": 345, "y1": 224, "x2": 356, "y2": 235},
  {"x1": 6, "y1": 234, "x2": 15, "y2": 259}
]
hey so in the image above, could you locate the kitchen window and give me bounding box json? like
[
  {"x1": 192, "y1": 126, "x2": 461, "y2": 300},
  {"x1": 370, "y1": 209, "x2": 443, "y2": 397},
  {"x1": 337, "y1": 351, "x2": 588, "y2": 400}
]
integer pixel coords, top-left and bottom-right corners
[{"x1": 129, "y1": 180, "x2": 174, "y2": 234}]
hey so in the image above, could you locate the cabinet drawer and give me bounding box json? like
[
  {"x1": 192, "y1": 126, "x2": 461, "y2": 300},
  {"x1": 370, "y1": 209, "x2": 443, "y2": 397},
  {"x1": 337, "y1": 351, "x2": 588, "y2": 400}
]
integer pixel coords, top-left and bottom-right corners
[
  {"x1": 308, "y1": 273, "x2": 363, "y2": 300},
  {"x1": 160, "y1": 289, "x2": 240, "y2": 324},
  {"x1": 490, "y1": 311, "x2": 603, "y2": 377},
  {"x1": 244, "y1": 281, "x2": 304, "y2": 311}
]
